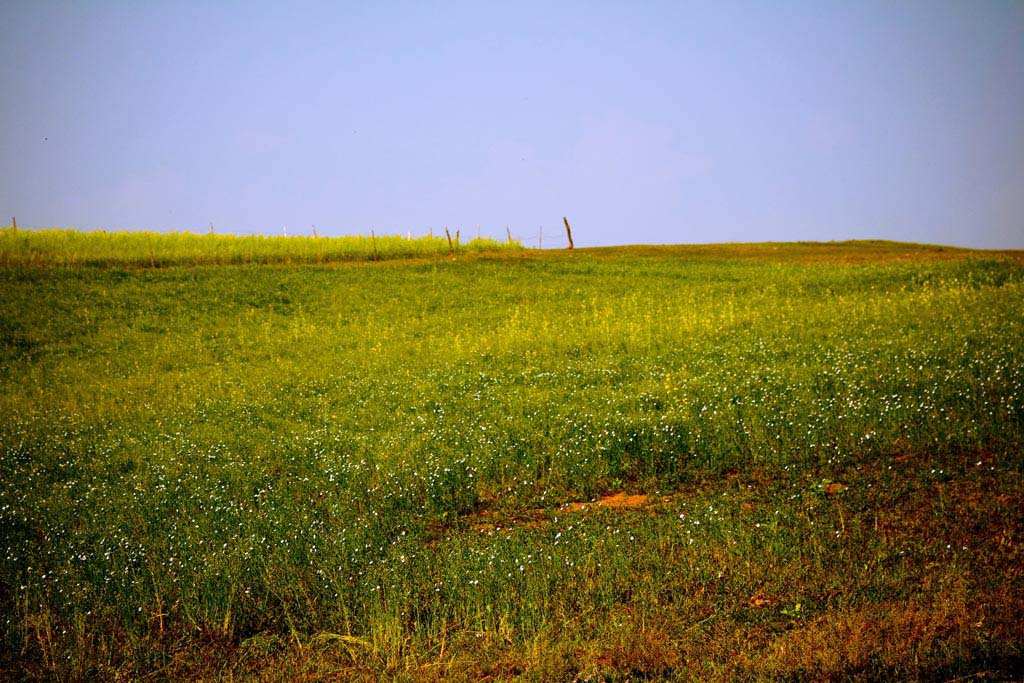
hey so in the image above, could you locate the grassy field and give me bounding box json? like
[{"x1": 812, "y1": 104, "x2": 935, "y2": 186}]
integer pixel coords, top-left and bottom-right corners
[
  {"x1": 1, "y1": 233, "x2": 1022, "y2": 681},
  {"x1": 0, "y1": 227, "x2": 519, "y2": 268}
]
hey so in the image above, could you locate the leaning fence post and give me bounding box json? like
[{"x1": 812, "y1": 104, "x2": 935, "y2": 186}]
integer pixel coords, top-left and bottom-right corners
[
  {"x1": 563, "y1": 217, "x2": 574, "y2": 250},
  {"x1": 445, "y1": 227, "x2": 455, "y2": 259}
]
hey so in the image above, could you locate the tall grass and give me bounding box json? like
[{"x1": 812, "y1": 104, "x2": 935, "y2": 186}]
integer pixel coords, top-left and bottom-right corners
[
  {"x1": 0, "y1": 227, "x2": 520, "y2": 268},
  {"x1": 1, "y1": 242, "x2": 1022, "y2": 680}
]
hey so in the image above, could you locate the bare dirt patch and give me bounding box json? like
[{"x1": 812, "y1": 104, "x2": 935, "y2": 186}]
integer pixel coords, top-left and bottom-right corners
[
  {"x1": 558, "y1": 492, "x2": 651, "y2": 512},
  {"x1": 467, "y1": 492, "x2": 654, "y2": 533}
]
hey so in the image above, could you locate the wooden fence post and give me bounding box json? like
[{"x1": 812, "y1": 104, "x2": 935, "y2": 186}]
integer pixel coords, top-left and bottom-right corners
[
  {"x1": 563, "y1": 217, "x2": 574, "y2": 250},
  {"x1": 445, "y1": 227, "x2": 455, "y2": 259}
]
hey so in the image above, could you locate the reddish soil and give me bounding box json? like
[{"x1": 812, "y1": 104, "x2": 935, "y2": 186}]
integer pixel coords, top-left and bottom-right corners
[
  {"x1": 558, "y1": 492, "x2": 651, "y2": 512},
  {"x1": 469, "y1": 492, "x2": 653, "y2": 533}
]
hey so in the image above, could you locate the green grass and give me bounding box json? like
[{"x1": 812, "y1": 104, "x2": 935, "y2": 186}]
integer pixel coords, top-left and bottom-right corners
[
  {"x1": 0, "y1": 226, "x2": 519, "y2": 267},
  {"x1": 1, "y1": 235, "x2": 1022, "y2": 681}
]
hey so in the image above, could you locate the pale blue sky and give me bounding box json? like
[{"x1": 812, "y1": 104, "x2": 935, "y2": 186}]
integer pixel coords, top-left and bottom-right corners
[{"x1": 1, "y1": 1, "x2": 1022, "y2": 248}]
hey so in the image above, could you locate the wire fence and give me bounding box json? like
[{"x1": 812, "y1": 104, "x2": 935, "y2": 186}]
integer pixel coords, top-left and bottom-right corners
[
  {"x1": 2, "y1": 218, "x2": 577, "y2": 250},
  {"x1": 0, "y1": 218, "x2": 583, "y2": 270}
]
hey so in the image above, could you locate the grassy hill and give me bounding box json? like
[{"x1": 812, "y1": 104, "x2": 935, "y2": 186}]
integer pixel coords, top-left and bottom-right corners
[
  {"x1": 2, "y1": 233, "x2": 1022, "y2": 681},
  {"x1": 0, "y1": 227, "x2": 520, "y2": 268}
]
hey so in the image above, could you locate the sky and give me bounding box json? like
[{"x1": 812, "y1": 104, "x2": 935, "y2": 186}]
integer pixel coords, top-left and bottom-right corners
[{"x1": 1, "y1": 1, "x2": 1022, "y2": 249}]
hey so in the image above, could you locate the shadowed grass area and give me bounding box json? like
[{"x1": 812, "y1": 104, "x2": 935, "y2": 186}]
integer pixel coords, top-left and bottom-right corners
[{"x1": 1, "y1": 234, "x2": 1022, "y2": 680}]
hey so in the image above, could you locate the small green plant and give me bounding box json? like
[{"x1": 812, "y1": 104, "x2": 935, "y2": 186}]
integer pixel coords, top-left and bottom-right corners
[{"x1": 781, "y1": 601, "x2": 804, "y2": 618}]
